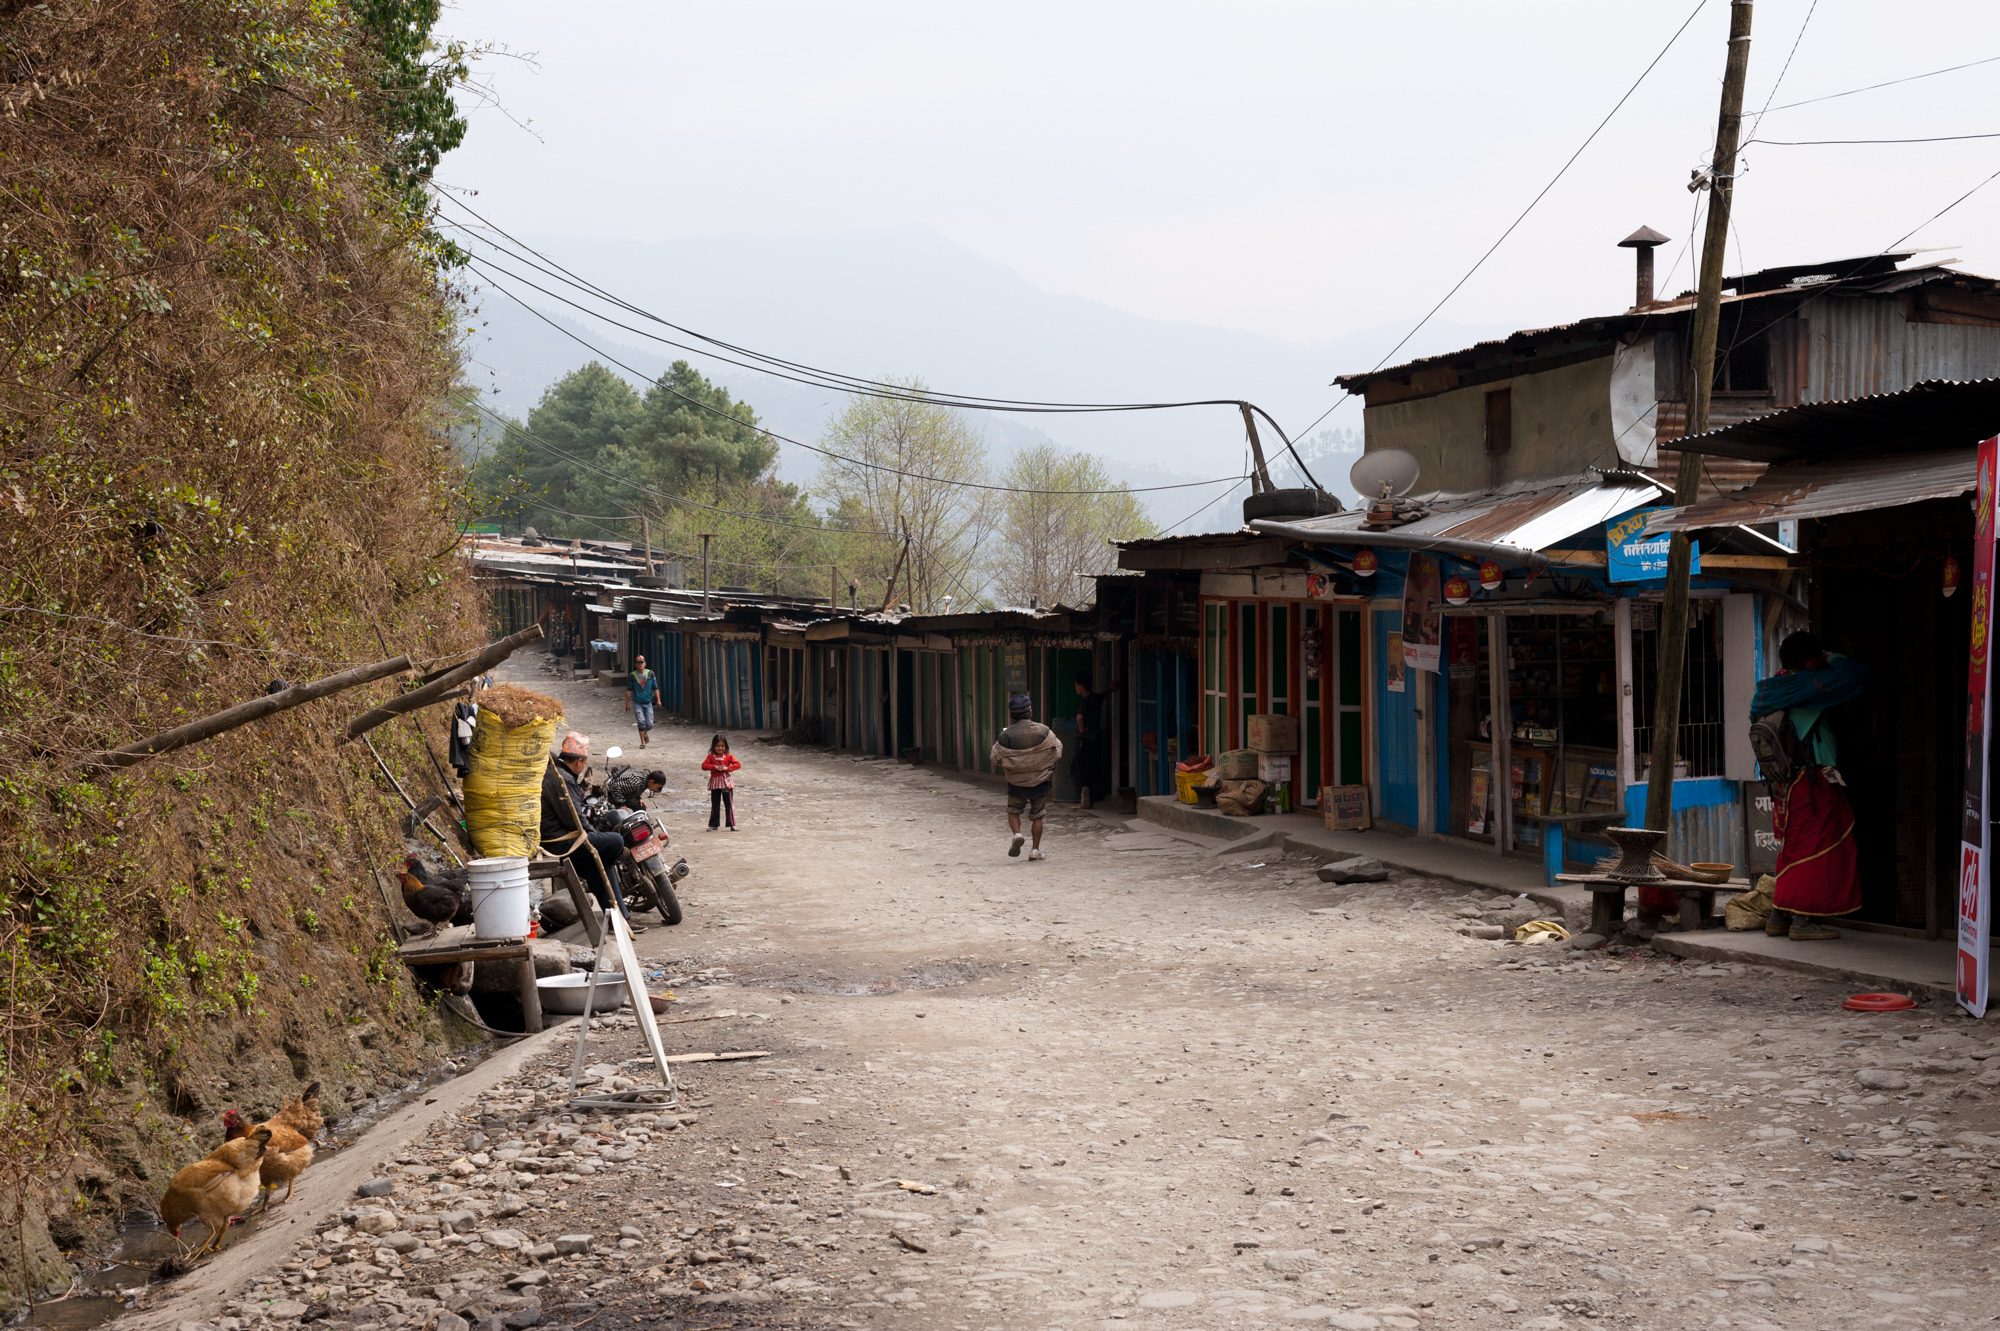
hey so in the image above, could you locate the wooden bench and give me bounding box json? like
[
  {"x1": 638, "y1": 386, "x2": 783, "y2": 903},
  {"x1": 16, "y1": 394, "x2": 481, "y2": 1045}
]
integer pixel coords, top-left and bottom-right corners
[
  {"x1": 398, "y1": 927, "x2": 544, "y2": 1033},
  {"x1": 1556, "y1": 872, "x2": 1746, "y2": 936}
]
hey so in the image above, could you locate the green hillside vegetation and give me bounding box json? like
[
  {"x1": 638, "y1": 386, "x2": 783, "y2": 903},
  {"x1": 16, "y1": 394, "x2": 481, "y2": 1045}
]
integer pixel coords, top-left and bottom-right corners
[{"x1": 0, "y1": 0, "x2": 479, "y2": 1304}]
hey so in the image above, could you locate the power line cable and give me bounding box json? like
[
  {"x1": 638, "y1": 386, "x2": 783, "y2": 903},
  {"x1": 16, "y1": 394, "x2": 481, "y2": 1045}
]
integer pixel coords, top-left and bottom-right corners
[
  {"x1": 443, "y1": 195, "x2": 1216, "y2": 413},
  {"x1": 1745, "y1": 130, "x2": 2000, "y2": 147},
  {"x1": 442, "y1": 197, "x2": 1325, "y2": 489},
  {"x1": 1283, "y1": 0, "x2": 1714, "y2": 445},
  {"x1": 1745, "y1": 0, "x2": 1817, "y2": 144},
  {"x1": 463, "y1": 248, "x2": 1191, "y2": 418},
  {"x1": 475, "y1": 273, "x2": 1252, "y2": 497},
  {"x1": 1760, "y1": 53, "x2": 2000, "y2": 114}
]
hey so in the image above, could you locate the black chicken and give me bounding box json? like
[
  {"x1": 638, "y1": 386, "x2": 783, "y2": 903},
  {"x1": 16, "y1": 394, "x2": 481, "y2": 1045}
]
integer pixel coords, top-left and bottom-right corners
[{"x1": 397, "y1": 856, "x2": 473, "y2": 936}]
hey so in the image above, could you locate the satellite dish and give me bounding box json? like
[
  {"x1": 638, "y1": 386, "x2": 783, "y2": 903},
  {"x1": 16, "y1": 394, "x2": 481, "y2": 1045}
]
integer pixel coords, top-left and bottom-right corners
[{"x1": 1349, "y1": 449, "x2": 1421, "y2": 500}]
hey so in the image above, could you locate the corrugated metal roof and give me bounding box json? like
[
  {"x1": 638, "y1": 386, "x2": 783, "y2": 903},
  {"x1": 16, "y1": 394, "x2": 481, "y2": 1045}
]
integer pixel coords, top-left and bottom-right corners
[
  {"x1": 1336, "y1": 257, "x2": 1998, "y2": 393},
  {"x1": 1667, "y1": 378, "x2": 2000, "y2": 462},
  {"x1": 1649, "y1": 450, "x2": 1976, "y2": 532},
  {"x1": 1251, "y1": 474, "x2": 1662, "y2": 561}
]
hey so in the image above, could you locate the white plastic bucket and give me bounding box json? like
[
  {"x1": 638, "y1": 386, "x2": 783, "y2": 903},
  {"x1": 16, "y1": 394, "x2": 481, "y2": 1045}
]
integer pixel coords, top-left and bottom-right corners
[{"x1": 465, "y1": 856, "x2": 531, "y2": 939}]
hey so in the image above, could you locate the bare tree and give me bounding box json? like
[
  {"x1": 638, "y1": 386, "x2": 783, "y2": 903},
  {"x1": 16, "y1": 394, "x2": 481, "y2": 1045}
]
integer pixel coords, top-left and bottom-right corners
[
  {"x1": 816, "y1": 383, "x2": 992, "y2": 611},
  {"x1": 992, "y1": 445, "x2": 1153, "y2": 608}
]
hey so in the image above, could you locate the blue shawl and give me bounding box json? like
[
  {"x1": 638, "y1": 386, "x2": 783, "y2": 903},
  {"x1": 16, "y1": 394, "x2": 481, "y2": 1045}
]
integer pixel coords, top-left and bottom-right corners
[{"x1": 1749, "y1": 654, "x2": 1865, "y2": 718}]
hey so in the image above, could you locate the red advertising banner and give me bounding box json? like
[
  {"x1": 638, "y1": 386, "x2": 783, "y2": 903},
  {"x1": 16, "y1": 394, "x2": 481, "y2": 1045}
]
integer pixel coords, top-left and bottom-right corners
[{"x1": 1957, "y1": 435, "x2": 1997, "y2": 1018}]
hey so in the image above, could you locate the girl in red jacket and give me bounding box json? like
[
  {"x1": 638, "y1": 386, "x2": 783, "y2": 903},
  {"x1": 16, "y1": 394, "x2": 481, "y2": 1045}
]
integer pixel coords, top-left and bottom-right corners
[{"x1": 702, "y1": 734, "x2": 742, "y2": 831}]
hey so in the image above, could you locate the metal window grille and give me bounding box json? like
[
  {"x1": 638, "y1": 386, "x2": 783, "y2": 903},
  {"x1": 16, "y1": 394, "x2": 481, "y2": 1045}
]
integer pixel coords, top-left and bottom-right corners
[{"x1": 1630, "y1": 599, "x2": 1726, "y2": 779}]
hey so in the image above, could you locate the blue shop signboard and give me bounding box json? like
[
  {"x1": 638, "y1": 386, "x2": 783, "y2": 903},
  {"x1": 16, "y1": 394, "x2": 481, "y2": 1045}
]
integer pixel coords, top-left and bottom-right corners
[{"x1": 1606, "y1": 507, "x2": 1699, "y2": 583}]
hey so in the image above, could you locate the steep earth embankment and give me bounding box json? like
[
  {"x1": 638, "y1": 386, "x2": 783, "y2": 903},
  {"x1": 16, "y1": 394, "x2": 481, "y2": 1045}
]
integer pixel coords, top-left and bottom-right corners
[{"x1": 0, "y1": 1, "x2": 479, "y2": 1307}]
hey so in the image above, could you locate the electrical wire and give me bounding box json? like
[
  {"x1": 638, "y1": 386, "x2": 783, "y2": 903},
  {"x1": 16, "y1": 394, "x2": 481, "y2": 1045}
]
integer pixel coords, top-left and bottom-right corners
[
  {"x1": 474, "y1": 274, "x2": 1252, "y2": 497},
  {"x1": 1759, "y1": 53, "x2": 2000, "y2": 114},
  {"x1": 445, "y1": 195, "x2": 1217, "y2": 414},
  {"x1": 1745, "y1": 0, "x2": 1817, "y2": 144},
  {"x1": 1153, "y1": 476, "x2": 1252, "y2": 539},
  {"x1": 441, "y1": 197, "x2": 1325, "y2": 489},
  {"x1": 1283, "y1": 0, "x2": 1714, "y2": 446},
  {"x1": 1745, "y1": 130, "x2": 2000, "y2": 147}
]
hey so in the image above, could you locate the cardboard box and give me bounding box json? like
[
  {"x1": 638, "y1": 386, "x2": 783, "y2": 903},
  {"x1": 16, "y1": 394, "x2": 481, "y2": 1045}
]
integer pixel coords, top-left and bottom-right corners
[
  {"x1": 1216, "y1": 748, "x2": 1260, "y2": 780},
  {"x1": 1320, "y1": 784, "x2": 1372, "y2": 831},
  {"x1": 1257, "y1": 755, "x2": 1293, "y2": 784},
  {"x1": 1248, "y1": 713, "x2": 1300, "y2": 754}
]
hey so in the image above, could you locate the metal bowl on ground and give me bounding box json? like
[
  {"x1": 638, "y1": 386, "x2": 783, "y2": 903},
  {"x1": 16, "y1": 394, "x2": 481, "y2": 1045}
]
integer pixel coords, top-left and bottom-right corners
[{"x1": 537, "y1": 972, "x2": 629, "y2": 1015}]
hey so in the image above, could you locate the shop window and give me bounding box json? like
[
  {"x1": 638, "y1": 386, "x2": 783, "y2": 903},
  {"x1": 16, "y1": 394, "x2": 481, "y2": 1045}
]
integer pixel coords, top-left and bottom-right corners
[
  {"x1": 1714, "y1": 312, "x2": 1771, "y2": 395},
  {"x1": 1630, "y1": 600, "x2": 1727, "y2": 779},
  {"x1": 1237, "y1": 601, "x2": 1258, "y2": 745},
  {"x1": 1202, "y1": 601, "x2": 1229, "y2": 755}
]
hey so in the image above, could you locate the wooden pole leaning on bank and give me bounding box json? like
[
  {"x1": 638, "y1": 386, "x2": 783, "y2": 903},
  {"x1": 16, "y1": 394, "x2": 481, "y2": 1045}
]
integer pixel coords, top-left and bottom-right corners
[
  {"x1": 79, "y1": 654, "x2": 414, "y2": 773},
  {"x1": 341, "y1": 623, "x2": 545, "y2": 744},
  {"x1": 1644, "y1": 0, "x2": 1755, "y2": 839}
]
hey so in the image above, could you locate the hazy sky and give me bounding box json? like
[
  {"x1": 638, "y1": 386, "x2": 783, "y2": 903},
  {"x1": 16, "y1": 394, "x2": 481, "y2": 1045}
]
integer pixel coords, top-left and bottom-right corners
[{"x1": 442, "y1": 1, "x2": 2000, "y2": 363}]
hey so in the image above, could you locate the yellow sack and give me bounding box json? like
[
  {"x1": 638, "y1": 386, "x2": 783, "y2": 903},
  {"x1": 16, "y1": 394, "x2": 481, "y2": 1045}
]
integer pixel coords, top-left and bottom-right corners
[
  {"x1": 462, "y1": 708, "x2": 559, "y2": 859},
  {"x1": 1724, "y1": 874, "x2": 1776, "y2": 931}
]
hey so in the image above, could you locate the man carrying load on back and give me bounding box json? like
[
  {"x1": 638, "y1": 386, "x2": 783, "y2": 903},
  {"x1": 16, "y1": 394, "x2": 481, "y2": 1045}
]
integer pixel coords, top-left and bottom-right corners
[{"x1": 991, "y1": 692, "x2": 1062, "y2": 862}]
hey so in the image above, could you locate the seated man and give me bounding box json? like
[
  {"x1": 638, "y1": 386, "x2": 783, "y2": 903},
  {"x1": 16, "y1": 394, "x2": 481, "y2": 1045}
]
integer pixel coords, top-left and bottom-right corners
[{"x1": 540, "y1": 730, "x2": 632, "y2": 918}]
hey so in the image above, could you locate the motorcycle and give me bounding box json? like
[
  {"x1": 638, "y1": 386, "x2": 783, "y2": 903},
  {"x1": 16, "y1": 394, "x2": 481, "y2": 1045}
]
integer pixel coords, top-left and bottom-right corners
[{"x1": 590, "y1": 747, "x2": 687, "y2": 925}]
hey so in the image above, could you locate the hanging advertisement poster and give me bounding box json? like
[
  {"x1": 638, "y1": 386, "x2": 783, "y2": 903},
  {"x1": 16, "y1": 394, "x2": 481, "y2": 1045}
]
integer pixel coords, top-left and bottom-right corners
[
  {"x1": 1959, "y1": 435, "x2": 1998, "y2": 1019},
  {"x1": 1401, "y1": 555, "x2": 1443, "y2": 673},
  {"x1": 1385, "y1": 633, "x2": 1406, "y2": 693}
]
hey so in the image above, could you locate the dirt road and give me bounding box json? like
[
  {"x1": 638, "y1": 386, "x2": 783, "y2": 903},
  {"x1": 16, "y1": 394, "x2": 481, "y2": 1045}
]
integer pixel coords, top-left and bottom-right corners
[{"x1": 186, "y1": 662, "x2": 2000, "y2": 1331}]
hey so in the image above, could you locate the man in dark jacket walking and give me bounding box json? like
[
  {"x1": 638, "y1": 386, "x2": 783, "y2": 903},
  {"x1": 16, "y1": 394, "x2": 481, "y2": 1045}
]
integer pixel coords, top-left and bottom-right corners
[{"x1": 990, "y1": 693, "x2": 1063, "y2": 861}]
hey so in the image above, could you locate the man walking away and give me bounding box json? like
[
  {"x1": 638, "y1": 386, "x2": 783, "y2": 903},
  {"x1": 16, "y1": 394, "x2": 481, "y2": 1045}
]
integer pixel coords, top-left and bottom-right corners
[
  {"x1": 629, "y1": 655, "x2": 662, "y2": 749},
  {"x1": 991, "y1": 693, "x2": 1062, "y2": 862}
]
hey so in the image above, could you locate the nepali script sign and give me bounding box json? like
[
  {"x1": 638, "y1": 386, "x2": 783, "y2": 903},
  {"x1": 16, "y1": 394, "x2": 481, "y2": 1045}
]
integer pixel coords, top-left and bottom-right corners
[
  {"x1": 1607, "y1": 507, "x2": 1700, "y2": 582},
  {"x1": 1958, "y1": 435, "x2": 1998, "y2": 1019}
]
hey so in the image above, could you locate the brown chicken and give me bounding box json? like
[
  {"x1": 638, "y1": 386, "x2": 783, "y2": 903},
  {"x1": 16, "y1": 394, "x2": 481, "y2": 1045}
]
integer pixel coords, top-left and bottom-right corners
[
  {"x1": 242, "y1": 1081, "x2": 323, "y2": 1205},
  {"x1": 398, "y1": 855, "x2": 472, "y2": 936},
  {"x1": 160, "y1": 1126, "x2": 272, "y2": 1257}
]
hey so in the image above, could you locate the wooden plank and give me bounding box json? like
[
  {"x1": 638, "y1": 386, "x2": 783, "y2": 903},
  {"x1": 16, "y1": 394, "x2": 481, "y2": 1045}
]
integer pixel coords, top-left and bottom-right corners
[{"x1": 663, "y1": 1050, "x2": 771, "y2": 1065}]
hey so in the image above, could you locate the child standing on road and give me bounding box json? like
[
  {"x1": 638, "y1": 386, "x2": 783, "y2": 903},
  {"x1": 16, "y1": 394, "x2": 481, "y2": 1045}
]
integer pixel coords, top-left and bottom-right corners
[{"x1": 702, "y1": 734, "x2": 742, "y2": 831}]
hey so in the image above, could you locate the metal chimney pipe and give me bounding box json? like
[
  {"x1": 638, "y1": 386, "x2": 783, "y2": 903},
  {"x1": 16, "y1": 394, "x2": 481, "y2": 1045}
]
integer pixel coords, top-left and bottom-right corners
[{"x1": 1618, "y1": 225, "x2": 1670, "y2": 308}]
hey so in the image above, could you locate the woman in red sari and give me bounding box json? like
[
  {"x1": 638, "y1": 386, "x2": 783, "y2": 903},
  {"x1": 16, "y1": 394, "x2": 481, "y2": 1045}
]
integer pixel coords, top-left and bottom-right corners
[{"x1": 1752, "y1": 632, "x2": 1865, "y2": 940}]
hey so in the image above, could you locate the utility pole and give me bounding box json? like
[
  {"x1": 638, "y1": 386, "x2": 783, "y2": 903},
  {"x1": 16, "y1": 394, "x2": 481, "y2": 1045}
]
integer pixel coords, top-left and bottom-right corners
[
  {"x1": 1645, "y1": 0, "x2": 1754, "y2": 837},
  {"x1": 829, "y1": 564, "x2": 838, "y2": 615},
  {"x1": 640, "y1": 514, "x2": 655, "y2": 576},
  {"x1": 880, "y1": 515, "x2": 912, "y2": 612},
  {"x1": 698, "y1": 532, "x2": 714, "y2": 614}
]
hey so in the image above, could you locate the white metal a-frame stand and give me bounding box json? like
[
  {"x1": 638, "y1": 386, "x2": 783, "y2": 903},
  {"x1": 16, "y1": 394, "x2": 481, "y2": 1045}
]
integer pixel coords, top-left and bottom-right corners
[{"x1": 566, "y1": 909, "x2": 679, "y2": 1112}]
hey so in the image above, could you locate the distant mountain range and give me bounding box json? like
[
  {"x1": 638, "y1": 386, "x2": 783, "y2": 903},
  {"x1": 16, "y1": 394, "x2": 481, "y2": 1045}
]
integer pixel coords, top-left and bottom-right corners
[{"x1": 458, "y1": 227, "x2": 1496, "y2": 526}]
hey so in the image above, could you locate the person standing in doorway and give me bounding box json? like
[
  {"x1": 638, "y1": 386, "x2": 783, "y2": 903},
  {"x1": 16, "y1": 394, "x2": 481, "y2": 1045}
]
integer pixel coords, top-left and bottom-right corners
[
  {"x1": 1751, "y1": 631, "x2": 1866, "y2": 940},
  {"x1": 703, "y1": 734, "x2": 741, "y2": 831},
  {"x1": 992, "y1": 693, "x2": 1062, "y2": 861},
  {"x1": 628, "y1": 654, "x2": 662, "y2": 749},
  {"x1": 1070, "y1": 677, "x2": 1115, "y2": 809}
]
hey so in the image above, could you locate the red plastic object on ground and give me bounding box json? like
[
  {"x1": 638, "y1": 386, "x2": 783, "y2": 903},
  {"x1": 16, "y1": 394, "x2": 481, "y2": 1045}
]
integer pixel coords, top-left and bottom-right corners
[{"x1": 1842, "y1": 992, "x2": 1916, "y2": 1012}]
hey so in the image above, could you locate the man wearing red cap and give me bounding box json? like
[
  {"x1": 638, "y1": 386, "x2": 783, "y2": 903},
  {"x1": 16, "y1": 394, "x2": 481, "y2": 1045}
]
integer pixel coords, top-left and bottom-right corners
[{"x1": 541, "y1": 730, "x2": 632, "y2": 918}]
